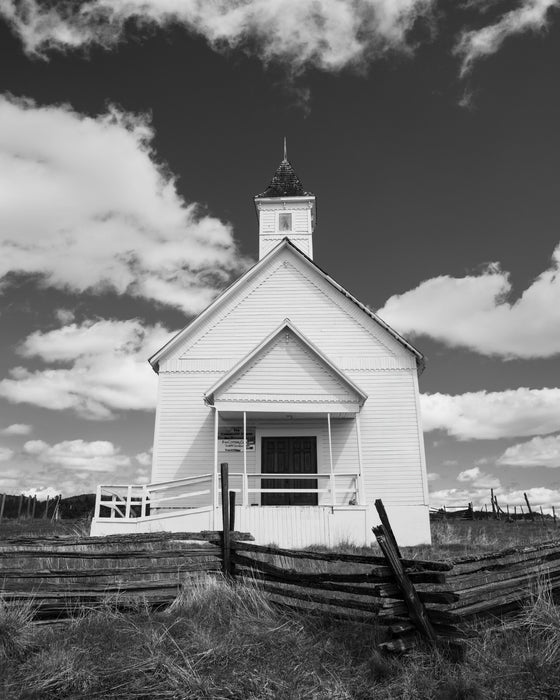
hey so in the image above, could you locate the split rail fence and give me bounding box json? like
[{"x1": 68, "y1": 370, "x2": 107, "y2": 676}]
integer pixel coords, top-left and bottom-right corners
[{"x1": 1, "y1": 465, "x2": 560, "y2": 654}]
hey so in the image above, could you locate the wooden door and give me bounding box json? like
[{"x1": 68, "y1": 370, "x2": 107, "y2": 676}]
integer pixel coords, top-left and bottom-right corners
[{"x1": 261, "y1": 436, "x2": 318, "y2": 506}]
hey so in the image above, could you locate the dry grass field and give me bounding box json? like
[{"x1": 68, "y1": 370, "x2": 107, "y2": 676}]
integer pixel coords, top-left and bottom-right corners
[{"x1": 1, "y1": 518, "x2": 559, "y2": 699}]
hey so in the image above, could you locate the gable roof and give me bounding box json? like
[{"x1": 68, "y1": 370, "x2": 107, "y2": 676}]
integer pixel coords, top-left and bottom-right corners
[
  {"x1": 149, "y1": 238, "x2": 425, "y2": 373},
  {"x1": 204, "y1": 320, "x2": 368, "y2": 407}
]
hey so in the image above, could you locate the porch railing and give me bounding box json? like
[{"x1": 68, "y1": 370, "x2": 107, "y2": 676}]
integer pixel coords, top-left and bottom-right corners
[{"x1": 94, "y1": 470, "x2": 362, "y2": 521}]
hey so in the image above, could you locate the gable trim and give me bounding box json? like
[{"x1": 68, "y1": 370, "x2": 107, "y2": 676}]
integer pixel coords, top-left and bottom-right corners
[
  {"x1": 203, "y1": 320, "x2": 368, "y2": 406},
  {"x1": 149, "y1": 238, "x2": 425, "y2": 372}
]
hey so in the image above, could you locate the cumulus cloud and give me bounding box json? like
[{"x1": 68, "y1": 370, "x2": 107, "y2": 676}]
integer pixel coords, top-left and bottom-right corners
[
  {"x1": 0, "y1": 0, "x2": 436, "y2": 69},
  {"x1": 0, "y1": 318, "x2": 172, "y2": 419},
  {"x1": 379, "y1": 247, "x2": 560, "y2": 358},
  {"x1": 0, "y1": 95, "x2": 248, "y2": 313},
  {"x1": 22, "y1": 486, "x2": 61, "y2": 499},
  {"x1": 135, "y1": 450, "x2": 152, "y2": 468},
  {"x1": 1, "y1": 423, "x2": 32, "y2": 436},
  {"x1": 0, "y1": 446, "x2": 14, "y2": 461},
  {"x1": 421, "y1": 387, "x2": 560, "y2": 440},
  {"x1": 457, "y1": 466, "x2": 500, "y2": 488},
  {"x1": 23, "y1": 438, "x2": 130, "y2": 472},
  {"x1": 497, "y1": 433, "x2": 560, "y2": 468},
  {"x1": 456, "y1": 0, "x2": 559, "y2": 76}
]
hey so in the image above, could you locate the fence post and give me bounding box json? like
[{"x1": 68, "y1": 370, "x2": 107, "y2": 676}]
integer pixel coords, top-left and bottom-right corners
[
  {"x1": 43, "y1": 495, "x2": 50, "y2": 519},
  {"x1": 524, "y1": 493, "x2": 535, "y2": 522},
  {"x1": 373, "y1": 523, "x2": 437, "y2": 648},
  {"x1": 17, "y1": 494, "x2": 23, "y2": 518},
  {"x1": 375, "y1": 499, "x2": 401, "y2": 558},
  {"x1": 31, "y1": 496, "x2": 37, "y2": 519},
  {"x1": 0, "y1": 493, "x2": 5, "y2": 523},
  {"x1": 553, "y1": 506, "x2": 557, "y2": 527},
  {"x1": 220, "y1": 463, "x2": 232, "y2": 576},
  {"x1": 229, "y1": 490, "x2": 236, "y2": 533},
  {"x1": 51, "y1": 495, "x2": 61, "y2": 521}
]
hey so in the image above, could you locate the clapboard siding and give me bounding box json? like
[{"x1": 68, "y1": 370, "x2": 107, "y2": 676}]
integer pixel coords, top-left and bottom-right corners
[
  {"x1": 152, "y1": 374, "x2": 219, "y2": 497},
  {"x1": 169, "y1": 251, "x2": 409, "y2": 365},
  {"x1": 348, "y1": 370, "x2": 427, "y2": 506},
  {"x1": 153, "y1": 370, "x2": 426, "y2": 508},
  {"x1": 151, "y1": 243, "x2": 428, "y2": 536},
  {"x1": 217, "y1": 329, "x2": 360, "y2": 404}
]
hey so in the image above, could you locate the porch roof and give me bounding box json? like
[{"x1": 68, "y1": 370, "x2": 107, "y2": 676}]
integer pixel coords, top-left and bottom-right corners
[{"x1": 204, "y1": 320, "x2": 367, "y2": 413}]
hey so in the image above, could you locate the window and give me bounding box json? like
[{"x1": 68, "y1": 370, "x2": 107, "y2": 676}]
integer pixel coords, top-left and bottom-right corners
[{"x1": 279, "y1": 212, "x2": 292, "y2": 231}]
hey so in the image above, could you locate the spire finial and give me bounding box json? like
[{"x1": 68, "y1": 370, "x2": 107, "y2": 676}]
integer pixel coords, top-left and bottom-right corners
[{"x1": 283, "y1": 136, "x2": 287, "y2": 161}]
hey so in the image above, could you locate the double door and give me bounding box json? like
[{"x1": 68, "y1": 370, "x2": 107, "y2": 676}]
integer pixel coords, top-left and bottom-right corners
[{"x1": 261, "y1": 436, "x2": 318, "y2": 506}]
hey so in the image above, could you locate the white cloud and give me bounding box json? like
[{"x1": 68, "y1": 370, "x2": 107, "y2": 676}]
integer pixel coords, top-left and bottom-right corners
[
  {"x1": 456, "y1": 0, "x2": 559, "y2": 76},
  {"x1": 135, "y1": 450, "x2": 152, "y2": 468},
  {"x1": 421, "y1": 387, "x2": 560, "y2": 440},
  {"x1": 497, "y1": 433, "x2": 560, "y2": 468},
  {"x1": 457, "y1": 466, "x2": 500, "y2": 489},
  {"x1": 427, "y1": 472, "x2": 440, "y2": 482},
  {"x1": 0, "y1": 318, "x2": 171, "y2": 419},
  {"x1": 23, "y1": 438, "x2": 130, "y2": 472},
  {"x1": 0, "y1": 446, "x2": 14, "y2": 461},
  {"x1": 0, "y1": 95, "x2": 248, "y2": 313},
  {"x1": 0, "y1": 0, "x2": 436, "y2": 69},
  {"x1": 379, "y1": 247, "x2": 560, "y2": 358},
  {"x1": 457, "y1": 466, "x2": 481, "y2": 482},
  {"x1": 1, "y1": 423, "x2": 32, "y2": 436},
  {"x1": 22, "y1": 486, "x2": 60, "y2": 499}
]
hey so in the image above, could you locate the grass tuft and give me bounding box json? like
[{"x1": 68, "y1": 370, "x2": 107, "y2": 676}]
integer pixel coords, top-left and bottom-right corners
[{"x1": 0, "y1": 597, "x2": 35, "y2": 661}]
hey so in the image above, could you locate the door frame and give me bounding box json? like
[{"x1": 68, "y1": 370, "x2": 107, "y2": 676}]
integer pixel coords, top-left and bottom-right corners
[{"x1": 255, "y1": 426, "x2": 324, "y2": 506}]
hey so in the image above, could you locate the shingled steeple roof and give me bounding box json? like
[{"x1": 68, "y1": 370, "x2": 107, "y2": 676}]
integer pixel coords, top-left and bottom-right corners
[{"x1": 255, "y1": 139, "x2": 313, "y2": 198}]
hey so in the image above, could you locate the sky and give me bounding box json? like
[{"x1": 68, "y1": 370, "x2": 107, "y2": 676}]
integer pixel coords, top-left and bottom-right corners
[{"x1": 0, "y1": 0, "x2": 560, "y2": 512}]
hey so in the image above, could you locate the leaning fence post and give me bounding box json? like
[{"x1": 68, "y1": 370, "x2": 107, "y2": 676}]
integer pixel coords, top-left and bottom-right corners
[
  {"x1": 0, "y1": 493, "x2": 5, "y2": 523},
  {"x1": 375, "y1": 499, "x2": 401, "y2": 558},
  {"x1": 524, "y1": 493, "x2": 535, "y2": 521},
  {"x1": 220, "y1": 462, "x2": 232, "y2": 576},
  {"x1": 43, "y1": 495, "x2": 50, "y2": 519},
  {"x1": 373, "y1": 524, "x2": 437, "y2": 647}
]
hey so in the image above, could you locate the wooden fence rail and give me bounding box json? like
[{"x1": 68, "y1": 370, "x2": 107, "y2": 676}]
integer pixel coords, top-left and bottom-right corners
[{"x1": 2, "y1": 465, "x2": 560, "y2": 656}]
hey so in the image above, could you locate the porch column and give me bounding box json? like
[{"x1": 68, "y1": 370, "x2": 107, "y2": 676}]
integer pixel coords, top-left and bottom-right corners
[
  {"x1": 213, "y1": 407, "x2": 220, "y2": 528},
  {"x1": 327, "y1": 413, "x2": 335, "y2": 506},
  {"x1": 243, "y1": 411, "x2": 248, "y2": 506},
  {"x1": 355, "y1": 413, "x2": 365, "y2": 505}
]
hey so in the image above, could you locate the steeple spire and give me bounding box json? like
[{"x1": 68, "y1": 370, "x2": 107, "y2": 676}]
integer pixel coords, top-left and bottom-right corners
[{"x1": 254, "y1": 144, "x2": 316, "y2": 260}]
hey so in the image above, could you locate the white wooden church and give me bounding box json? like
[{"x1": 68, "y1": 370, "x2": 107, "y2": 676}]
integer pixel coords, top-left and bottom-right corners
[{"x1": 91, "y1": 149, "x2": 431, "y2": 547}]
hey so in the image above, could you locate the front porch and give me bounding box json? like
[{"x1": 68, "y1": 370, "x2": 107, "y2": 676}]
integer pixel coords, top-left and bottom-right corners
[{"x1": 91, "y1": 409, "x2": 370, "y2": 545}]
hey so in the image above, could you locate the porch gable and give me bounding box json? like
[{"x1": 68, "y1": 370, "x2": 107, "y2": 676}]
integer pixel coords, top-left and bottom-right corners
[{"x1": 204, "y1": 320, "x2": 367, "y2": 413}]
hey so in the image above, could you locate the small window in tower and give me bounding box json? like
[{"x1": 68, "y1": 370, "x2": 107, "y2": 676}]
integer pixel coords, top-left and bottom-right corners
[{"x1": 279, "y1": 213, "x2": 292, "y2": 231}]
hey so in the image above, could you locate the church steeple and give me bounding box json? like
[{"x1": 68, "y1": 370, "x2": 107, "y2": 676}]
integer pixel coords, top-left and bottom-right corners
[{"x1": 254, "y1": 141, "x2": 316, "y2": 260}]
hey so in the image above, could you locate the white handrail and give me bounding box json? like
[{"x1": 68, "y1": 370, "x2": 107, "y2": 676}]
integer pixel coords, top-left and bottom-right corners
[{"x1": 94, "y1": 470, "x2": 362, "y2": 520}]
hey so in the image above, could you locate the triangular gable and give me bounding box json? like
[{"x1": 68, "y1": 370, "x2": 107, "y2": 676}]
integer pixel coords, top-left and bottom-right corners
[
  {"x1": 149, "y1": 238, "x2": 424, "y2": 372},
  {"x1": 204, "y1": 321, "x2": 367, "y2": 411}
]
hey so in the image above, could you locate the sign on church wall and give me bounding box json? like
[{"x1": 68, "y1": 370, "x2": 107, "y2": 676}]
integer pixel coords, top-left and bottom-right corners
[{"x1": 218, "y1": 426, "x2": 255, "y2": 451}]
